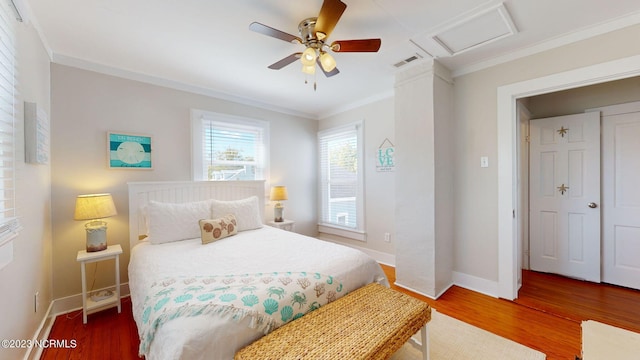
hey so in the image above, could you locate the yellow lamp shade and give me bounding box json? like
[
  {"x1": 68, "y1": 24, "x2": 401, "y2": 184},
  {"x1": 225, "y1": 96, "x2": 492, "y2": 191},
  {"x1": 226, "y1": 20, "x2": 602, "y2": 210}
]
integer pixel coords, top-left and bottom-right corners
[
  {"x1": 74, "y1": 193, "x2": 117, "y2": 220},
  {"x1": 270, "y1": 186, "x2": 288, "y2": 201}
]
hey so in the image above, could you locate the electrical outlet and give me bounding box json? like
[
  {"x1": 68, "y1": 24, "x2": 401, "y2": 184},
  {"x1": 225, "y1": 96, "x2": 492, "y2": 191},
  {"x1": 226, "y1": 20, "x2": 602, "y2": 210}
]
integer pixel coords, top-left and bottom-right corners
[
  {"x1": 384, "y1": 233, "x2": 390, "y2": 243},
  {"x1": 34, "y1": 291, "x2": 39, "y2": 313}
]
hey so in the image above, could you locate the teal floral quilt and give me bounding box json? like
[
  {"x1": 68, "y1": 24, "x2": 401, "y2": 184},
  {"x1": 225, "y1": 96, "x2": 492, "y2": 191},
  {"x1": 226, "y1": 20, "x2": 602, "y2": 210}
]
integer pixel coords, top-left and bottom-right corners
[{"x1": 139, "y1": 272, "x2": 343, "y2": 355}]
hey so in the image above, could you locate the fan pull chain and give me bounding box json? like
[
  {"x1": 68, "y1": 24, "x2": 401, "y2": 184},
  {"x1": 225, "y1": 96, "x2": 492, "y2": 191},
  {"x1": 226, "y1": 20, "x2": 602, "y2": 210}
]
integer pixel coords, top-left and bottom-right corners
[
  {"x1": 303, "y1": 71, "x2": 318, "y2": 91},
  {"x1": 314, "y1": 67, "x2": 318, "y2": 91}
]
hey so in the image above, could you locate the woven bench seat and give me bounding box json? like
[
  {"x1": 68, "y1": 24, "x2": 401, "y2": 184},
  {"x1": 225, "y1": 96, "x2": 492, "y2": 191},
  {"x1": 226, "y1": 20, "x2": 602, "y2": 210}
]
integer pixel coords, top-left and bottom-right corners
[{"x1": 235, "y1": 282, "x2": 431, "y2": 360}]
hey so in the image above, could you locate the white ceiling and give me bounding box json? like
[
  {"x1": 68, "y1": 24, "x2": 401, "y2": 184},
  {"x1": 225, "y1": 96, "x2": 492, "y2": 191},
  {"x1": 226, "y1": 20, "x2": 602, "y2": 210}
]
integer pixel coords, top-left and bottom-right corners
[{"x1": 24, "y1": 0, "x2": 640, "y2": 118}]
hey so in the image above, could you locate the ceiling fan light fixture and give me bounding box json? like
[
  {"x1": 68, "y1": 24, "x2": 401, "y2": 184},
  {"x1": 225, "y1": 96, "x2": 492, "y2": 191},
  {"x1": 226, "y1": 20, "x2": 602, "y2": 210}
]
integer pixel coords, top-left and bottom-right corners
[
  {"x1": 319, "y1": 52, "x2": 336, "y2": 72},
  {"x1": 249, "y1": 0, "x2": 381, "y2": 81},
  {"x1": 301, "y1": 47, "x2": 317, "y2": 66},
  {"x1": 302, "y1": 64, "x2": 316, "y2": 75}
]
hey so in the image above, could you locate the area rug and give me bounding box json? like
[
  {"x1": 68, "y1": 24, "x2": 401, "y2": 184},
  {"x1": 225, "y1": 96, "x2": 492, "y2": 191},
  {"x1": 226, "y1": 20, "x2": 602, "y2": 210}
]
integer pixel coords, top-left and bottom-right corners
[
  {"x1": 581, "y1": 320, "x2": 640, "y2": 360},
  {"x1": 390, "y1": 309, "x2": 546, "y2": 360}
]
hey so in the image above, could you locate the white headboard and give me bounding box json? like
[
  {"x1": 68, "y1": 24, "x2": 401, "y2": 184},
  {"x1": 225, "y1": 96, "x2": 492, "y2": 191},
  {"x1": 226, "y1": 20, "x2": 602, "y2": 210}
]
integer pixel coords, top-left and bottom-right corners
[{"x1": 127, "y1": 180, "x2": 266, "y2": 251}]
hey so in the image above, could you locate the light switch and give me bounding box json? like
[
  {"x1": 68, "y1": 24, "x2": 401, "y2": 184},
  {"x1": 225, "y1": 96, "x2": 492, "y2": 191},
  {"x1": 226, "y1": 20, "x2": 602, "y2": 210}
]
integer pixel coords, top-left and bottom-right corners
[{"x1": 480, "y1": 156, "x2": 489, "y2": 168}]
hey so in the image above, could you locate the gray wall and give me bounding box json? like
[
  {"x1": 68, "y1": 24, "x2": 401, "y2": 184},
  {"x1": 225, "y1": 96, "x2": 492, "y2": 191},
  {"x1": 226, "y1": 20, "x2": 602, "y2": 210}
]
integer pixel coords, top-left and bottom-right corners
[
  {"x1": 528, "y1": 76, "x2": 640, "y2": 118},
  {"x1": 0, "y1": 12, "x2": 53, "y2": 360},
  {"x1": 318, "y1": 24, "x2": 640, "y2": 295},
  {"x1": 50, "y1": 64, "x2": 318, "y2": 299},
  {"x1": 318, "y1": 96, "x2": 396, "y2": 262},
  {"x1": 452, "y1": 23, "x2": 640, "y2": 285}
]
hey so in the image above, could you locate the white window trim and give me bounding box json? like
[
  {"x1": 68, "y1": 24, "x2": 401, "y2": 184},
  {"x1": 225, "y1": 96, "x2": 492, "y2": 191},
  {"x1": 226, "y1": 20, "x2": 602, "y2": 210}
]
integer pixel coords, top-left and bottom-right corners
[
  {"x1": 317, "y1": 121, "x2": 366, "y2": 241},
  {"x1": 318, "y1": 224, "x2": 366, "y2": 241},
  {"x1": 190, "y1": 109, "x2": 270, "y2": 182},
  {"x1": 0, "y1": 0, "x2": 21, "y2": 269}
]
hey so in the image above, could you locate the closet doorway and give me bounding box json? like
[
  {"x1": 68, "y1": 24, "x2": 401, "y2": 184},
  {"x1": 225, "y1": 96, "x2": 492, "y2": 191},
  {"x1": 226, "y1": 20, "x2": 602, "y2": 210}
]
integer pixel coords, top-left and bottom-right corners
[{"x1": 522, "y1": 79, "x2": 640, "y2": 292}]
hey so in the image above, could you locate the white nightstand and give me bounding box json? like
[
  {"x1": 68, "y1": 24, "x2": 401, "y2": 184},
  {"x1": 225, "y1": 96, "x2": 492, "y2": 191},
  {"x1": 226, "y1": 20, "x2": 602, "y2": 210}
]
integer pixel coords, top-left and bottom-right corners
[
  {"x1": 268, "y1": 219, "x2": 295, "y2": 232},
  {"x1": 76, "y1": 244, "x2": 122, "y2": 324}
]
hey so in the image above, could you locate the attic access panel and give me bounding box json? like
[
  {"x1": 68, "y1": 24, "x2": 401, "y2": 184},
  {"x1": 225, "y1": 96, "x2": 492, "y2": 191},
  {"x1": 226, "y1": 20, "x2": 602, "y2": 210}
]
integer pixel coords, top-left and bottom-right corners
[{"x1": 414, "y1": 3, "x2": 518, "y2": 57}]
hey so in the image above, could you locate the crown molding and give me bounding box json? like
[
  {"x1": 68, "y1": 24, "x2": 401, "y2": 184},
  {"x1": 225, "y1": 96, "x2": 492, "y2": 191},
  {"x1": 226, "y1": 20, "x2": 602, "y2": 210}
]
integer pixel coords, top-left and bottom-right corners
[{"x1": 52, "y1": 53, "x2": 320, "y2": 120}]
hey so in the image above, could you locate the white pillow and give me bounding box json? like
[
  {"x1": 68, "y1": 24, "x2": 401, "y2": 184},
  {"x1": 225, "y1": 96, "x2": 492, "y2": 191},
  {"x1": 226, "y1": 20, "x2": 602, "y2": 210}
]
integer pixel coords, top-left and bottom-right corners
[
  {"x1": 147, "y1": 200, "x2": 212, "y2": 244},
  {"x1": 211, "y1": 196, "x2": 263, "y2": 231}
]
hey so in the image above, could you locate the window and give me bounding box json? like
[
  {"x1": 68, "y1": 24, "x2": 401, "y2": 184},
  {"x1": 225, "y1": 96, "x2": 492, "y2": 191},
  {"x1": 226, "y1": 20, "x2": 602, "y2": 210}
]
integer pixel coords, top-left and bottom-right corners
[
  {"x1": 318, "y1": 122, "x2": 365, "y2": 241},
  {"x1": 0, "y1": 0, "x2": 20, "y2": 248},
  {"x1": 191, "y1": 110, "x2": 269, "y2": 181}
]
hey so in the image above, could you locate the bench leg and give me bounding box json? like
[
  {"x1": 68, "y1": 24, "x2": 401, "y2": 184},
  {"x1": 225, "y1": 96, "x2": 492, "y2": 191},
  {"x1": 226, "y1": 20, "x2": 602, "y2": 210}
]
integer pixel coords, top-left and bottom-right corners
[{"x1": 420, "y1": 323, "x2": 430, "y2": 360}]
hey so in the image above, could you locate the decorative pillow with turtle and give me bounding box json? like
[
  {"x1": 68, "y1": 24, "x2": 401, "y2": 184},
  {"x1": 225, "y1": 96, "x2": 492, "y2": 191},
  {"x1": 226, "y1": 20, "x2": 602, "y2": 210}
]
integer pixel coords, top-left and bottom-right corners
[{"x1": 199, "y1": 214, "x2": 238, "y2": 244}]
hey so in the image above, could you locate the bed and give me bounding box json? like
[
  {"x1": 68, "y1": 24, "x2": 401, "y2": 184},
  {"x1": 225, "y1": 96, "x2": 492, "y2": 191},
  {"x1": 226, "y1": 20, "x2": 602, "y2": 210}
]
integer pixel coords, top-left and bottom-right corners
[{"x1": 127, "y1": 180, "x2": 388, "y2": 360}]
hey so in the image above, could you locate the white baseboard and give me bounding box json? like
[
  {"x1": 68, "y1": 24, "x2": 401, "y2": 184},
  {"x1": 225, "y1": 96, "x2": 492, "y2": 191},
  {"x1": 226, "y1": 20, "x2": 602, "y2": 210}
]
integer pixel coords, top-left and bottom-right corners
[
  {"x1": 393, "y1": 280, "x2": 455, "y2": 300},
  {"x1": 316, "y1": 236, "x2": 500, "y2": 299},
  {"x1": 52, "y1": 282, "x2": 130, "y2": 316},
  {"x1": 393, "y1": 281, "x2": 437, "y2": 300},
  {"x1": 23, "y1": 301, "x2": 55, "y2": 360},
  {"x1": 452, "y1": 271, "x2": 499, "y2": 298}
]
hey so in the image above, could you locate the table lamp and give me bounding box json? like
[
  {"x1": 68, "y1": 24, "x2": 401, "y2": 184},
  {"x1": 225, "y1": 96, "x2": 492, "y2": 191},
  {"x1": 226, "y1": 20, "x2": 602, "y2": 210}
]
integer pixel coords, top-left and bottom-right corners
[
  {"x1": 74, "y1": 193, "x2": 118, "y2": 252},
  {"x1": 269, "y1": 186, "x2": 288, "y2": 222}
]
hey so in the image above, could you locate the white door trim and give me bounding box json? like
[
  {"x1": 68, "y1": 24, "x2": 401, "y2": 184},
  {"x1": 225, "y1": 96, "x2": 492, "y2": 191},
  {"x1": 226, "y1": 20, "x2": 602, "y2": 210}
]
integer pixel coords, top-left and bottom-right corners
[{"x1": 497, "y1": 54, "x2": 640, "y2": 300}]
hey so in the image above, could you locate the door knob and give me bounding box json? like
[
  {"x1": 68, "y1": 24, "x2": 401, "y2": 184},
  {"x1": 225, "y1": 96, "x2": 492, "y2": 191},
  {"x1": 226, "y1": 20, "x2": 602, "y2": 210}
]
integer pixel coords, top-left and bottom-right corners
[{"x1": 588, "y1": 202, "x2": 598, "y2": 208}]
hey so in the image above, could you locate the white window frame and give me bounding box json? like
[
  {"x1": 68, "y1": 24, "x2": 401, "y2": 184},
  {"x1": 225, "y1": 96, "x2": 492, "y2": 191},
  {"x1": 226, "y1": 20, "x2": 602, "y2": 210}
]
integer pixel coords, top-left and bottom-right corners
[
  {"x1": 317, "y1": 122, "x2": 365, "y2": 241},
  {"x1": 191, "y1": 109, "x2": 269, "y2": 182},
  {"x1": 0, "y1": 0, "x2": 20, "y2": 250}
]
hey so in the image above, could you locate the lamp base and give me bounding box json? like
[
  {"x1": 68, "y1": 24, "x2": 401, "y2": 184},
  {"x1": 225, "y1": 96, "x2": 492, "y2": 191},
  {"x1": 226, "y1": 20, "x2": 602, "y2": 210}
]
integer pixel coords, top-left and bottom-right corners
[
  {"x1": 85, "y1": 220, "x2": 108, "y2": 252},
  {"x1": 274, "y1": 204, "x2": 284, "y2": 223}
]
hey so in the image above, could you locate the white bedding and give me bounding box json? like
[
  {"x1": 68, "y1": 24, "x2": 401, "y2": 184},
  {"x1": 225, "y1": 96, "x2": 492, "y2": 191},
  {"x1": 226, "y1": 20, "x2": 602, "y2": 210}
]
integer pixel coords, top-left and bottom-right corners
[{"x1": 129, "y1": 225, "x2": 388, "y2": 360}]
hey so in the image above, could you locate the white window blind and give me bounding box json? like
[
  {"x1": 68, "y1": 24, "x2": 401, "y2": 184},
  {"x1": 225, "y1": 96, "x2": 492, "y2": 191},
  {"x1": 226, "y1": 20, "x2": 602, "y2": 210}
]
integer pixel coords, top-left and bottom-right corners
[
  {"x1": 0, "y1": 1, "x2": 19, "y2": 246},
  {"x1": 191, "y1": 110, "x2": 269, "y2": 181},
  {"x1": 318, "y1": 122, "x2": 364, "y2": 240}
]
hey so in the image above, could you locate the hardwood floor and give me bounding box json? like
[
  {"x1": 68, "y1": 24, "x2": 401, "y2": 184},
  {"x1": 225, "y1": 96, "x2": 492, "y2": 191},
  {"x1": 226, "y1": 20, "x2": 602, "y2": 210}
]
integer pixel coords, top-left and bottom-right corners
[
  {"x1": 40, "y1": 298, "x2": 139, "y2": 360},
  {"x1": 514, "y1": 270, "x2": 640, "y2": 334},
  {"x1": 384, "y1": 266, "x2": 640, "y2": 360},
  {"x1": 41, "y1": 266, "x2": 640, "y2": 360}
]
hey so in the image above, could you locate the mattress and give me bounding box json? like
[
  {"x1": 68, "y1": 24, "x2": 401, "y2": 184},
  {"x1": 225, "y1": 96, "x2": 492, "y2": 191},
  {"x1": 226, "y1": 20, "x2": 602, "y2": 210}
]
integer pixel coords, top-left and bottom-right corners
[{"x1": 128, "y1": 225, "x2": 388, "y2": 360}]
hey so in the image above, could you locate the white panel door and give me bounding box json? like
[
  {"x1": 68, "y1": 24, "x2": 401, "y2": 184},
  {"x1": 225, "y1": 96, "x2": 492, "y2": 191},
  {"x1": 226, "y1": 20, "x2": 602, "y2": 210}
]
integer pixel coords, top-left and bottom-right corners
[
  {"x1": 529, "y1": 112, "x2": 601, "y2": 282},
  {"x1": 602, "y1": 110, "x2": 640, "y2": 289}
]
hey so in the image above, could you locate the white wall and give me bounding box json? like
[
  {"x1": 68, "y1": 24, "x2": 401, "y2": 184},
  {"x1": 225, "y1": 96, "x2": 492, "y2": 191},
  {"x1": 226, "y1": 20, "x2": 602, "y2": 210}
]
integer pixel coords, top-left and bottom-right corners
[
  {"x1": 0, "y1": 16, "x2": 53, "y2": 360},
  {"x1": 318, "y1": 96, "x2": 396, "y2": 262},
  {"x1": 452, "y1": 23, "x2": 640, "y2": 287},
  {"x1": 393, "y1": 61, "x2": 454, "y2": 298},
  {"x1": 50, "y1": 64, "x2": 318, "y2": 300}
]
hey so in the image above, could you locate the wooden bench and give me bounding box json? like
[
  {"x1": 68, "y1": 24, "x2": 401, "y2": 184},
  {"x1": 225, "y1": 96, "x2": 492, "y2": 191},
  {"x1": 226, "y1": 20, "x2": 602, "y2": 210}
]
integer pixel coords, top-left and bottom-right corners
[{"x1": 235, "y1": 282, "x2": 431, "y2": 360}]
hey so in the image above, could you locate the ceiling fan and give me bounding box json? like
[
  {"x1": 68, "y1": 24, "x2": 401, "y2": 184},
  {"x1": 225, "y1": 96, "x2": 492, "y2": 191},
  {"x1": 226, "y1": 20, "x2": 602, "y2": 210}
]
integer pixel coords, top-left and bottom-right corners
[{"x1": 249, "y1": 0, "x2": 381, "y2": 81}]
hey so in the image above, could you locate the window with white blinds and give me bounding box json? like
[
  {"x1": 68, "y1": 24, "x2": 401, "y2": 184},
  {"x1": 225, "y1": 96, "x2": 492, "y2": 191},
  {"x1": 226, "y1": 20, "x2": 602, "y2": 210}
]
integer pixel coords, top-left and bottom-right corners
[
  {"x1": 191, "y1": 110, "x2": 269, "y2": 181},
  {"x1": 0, "y1": 1, "x2": 20, "y2": 245},
  {"x1": 318, "y1": 122, "x2": 365, "y2": 241}
]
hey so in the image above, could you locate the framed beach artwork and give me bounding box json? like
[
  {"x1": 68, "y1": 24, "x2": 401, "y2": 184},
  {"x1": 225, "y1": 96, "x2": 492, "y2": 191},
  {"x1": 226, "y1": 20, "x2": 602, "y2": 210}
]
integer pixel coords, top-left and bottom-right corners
[{"x1": 108, "y1": 132, "x2": 152, "y2": 169}]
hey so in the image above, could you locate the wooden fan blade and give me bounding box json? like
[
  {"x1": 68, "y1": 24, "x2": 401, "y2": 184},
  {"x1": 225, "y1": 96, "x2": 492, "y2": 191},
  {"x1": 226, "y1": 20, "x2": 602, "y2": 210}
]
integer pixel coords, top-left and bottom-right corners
[
  {"x1": 331, "y1": 39, "x2": 381, "y2": 52},
  {"x1": 268, "y1": 53, "x2": 302, "y2": 70},
  {"x1": 314, "y1": 0, "x2": 347, "y2": 40},
  {"x1": 249, "y1": 22, "x2": 301, "y2": 44},
  {"x1": 316, "y1": 58, "x2": 340, "y2": 77}
]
